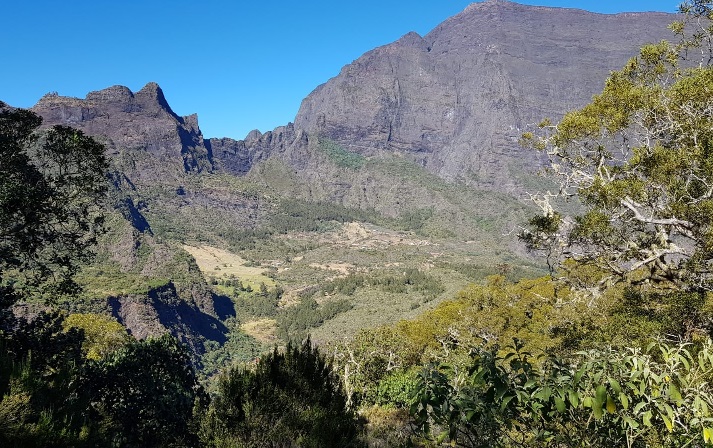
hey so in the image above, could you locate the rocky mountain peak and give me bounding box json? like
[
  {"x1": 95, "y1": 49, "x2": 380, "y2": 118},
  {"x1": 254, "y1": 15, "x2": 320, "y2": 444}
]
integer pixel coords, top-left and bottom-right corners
[
  {"x1": 35, "y1": 82, "x2": 178, "y2": 118},
  {"x1": 33, "y1": 83, "x2": 213, "y2": 176},
  {"x1": 469, "y1": 0, "x2": 513, "y2": 7},
  {"x1": 462, "y1": 0, "x2": 522, "y2": 15},
  {"x1": 393, "y1": 31, "x2": 429, "y2": 50},
  {"x1": 293, "y1": 2, "x2": 676, "y2": 189},
  {"x1": 138, "y1": 81, "x2": 161, "y2": 95},
  {"x1": 134, "y1": 82, "x2": 178, "y2": 117},
  {"x1": 85, "y1": 85, "x2": 134, "y2": 103}
]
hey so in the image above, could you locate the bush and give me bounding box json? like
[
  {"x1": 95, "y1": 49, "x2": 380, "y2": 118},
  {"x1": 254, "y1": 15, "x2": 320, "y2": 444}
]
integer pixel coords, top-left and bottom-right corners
[
  {"x1": 410, "y1": 339, "x2": 713, "y2": 447},
  {"x1": 83, "y1": 335, "x2": 204, "y2": 447},
  {"x1": 201, "y1": 338, "x2": 362, "y2": 447}
]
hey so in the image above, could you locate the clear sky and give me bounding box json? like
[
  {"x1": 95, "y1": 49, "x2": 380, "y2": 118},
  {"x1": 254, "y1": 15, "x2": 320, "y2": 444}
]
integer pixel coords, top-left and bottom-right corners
[{"x1": 1, "y1": 1, "x2": 679, "y2": 139}]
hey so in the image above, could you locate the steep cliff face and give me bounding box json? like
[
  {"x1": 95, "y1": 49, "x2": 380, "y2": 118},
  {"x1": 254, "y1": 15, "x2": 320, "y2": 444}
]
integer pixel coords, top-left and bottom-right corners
[
  {"x1": 207, "y1": 123, "x2": 310, "y2": 175},
  {"x1": 33, "y1": 82, "x2": 213, "y2": 177},
  {"x1": 108, "y1": 282, "x2": 229, "y2": 357},
  {"x1": 293, "y1": 0, "x2": 675, "y2": 189}
]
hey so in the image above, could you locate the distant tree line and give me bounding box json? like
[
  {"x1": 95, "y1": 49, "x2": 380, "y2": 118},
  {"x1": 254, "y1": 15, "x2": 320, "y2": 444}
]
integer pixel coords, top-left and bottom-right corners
[{"x1": 320, "y1": 269, "x2": 445, "y2": 299}]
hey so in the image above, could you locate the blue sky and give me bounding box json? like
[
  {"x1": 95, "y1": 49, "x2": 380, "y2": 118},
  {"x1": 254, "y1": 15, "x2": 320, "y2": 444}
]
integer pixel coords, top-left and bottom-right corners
[{"x1": 1, "y1": 1, "x2": 679, "y2": 139}]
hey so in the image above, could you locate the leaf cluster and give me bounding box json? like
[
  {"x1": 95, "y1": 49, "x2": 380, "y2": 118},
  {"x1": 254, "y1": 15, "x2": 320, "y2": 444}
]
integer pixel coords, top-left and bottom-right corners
[{"x1": 410, "y1": 339, "x2": 713, "y2": 447}]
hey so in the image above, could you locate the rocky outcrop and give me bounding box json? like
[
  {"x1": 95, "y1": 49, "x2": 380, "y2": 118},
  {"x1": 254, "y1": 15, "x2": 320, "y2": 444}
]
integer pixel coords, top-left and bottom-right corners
[
  {"x1": 33, "y1": 82, "x2": 213, "y2": 176},
  {"x1": 108, "y1": 171, "x2": 152, "y2": 234},
  {"x1": 207, "y1": 123, "x2": 311, "y2": 175},
  {"x1": 109, "y1": 282, "x2": 230, "y2": 358},
  {"x1": 293, "y1": 0, "x2": 676, "y2": 189}
]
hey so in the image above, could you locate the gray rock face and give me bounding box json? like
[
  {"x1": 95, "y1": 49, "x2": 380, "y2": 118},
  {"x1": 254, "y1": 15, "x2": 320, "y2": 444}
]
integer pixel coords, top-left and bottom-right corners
[
  {"x1": 108, "y1": 282, "x2": 228, "y2": 356},
  {"x1": 207, "y1": 123, "x2": 309, "y2": 175},
  {"x1": 293, "y1": 1, "x2": 675, "y2": 189},
  {"x1": 33, "y1": 82, "x2": 212, "y2": 176}
]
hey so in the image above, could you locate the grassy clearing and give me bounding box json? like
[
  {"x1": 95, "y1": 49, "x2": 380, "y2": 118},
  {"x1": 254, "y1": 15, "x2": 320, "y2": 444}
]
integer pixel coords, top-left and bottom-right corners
[
  {"x1": 240, "y1": 319, "x2": 278, "y2": 344},
  {"x1": 182, "y1": 244, "x2": 275, "y2": 289},
  {"x1": 76, "y1": 265, "x2": 170, "y2": 298}
]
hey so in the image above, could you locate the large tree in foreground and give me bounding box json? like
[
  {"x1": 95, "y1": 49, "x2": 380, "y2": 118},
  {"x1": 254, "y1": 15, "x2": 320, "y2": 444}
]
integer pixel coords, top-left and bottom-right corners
[
  {"x1": 521, "y1": 1, "x2": 713, "y2": 294},
  {"x1": 202, "y1": 338, "x2": 362, "y2": 447},
  {"x1": 0, "y1": 102, "x2": 107, "y2": 306},
  {"x1": 0, "y1": 104, "x2": 111, "y2": 445}
]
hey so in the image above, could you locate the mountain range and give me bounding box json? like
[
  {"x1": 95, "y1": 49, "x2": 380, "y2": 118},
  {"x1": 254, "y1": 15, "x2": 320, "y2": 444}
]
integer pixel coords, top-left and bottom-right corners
[
  {"x1": 34, "y1": 1, "x2": 674, "y2": 190},
  {"x1": 24, "y1": 0, "x2": 677, "y2": 364}
]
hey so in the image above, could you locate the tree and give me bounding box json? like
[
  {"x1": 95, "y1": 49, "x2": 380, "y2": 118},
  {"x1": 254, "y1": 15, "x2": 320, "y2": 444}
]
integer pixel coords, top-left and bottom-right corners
[
  {"x1": 84, "y1": 335, "x2": 204, "y2": 447},
  {"x1": 520, "y1": 2, "x2": 713, "y2": 294},
  {"x1": 0, "y1": 102, "x2": 108, "y2": 307},
  {"x1": 675, "y1": 1, "x2": 713, "y2": 66},
  {"x1": 202, "y1": 338, "x2": 362, "y2": 447},
  {"x1": 0, "y1": 105, "x2": 115, "y2": 446},
  {"x1": 63, "y1": 313, "x2": 131, "y2": 360}
]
